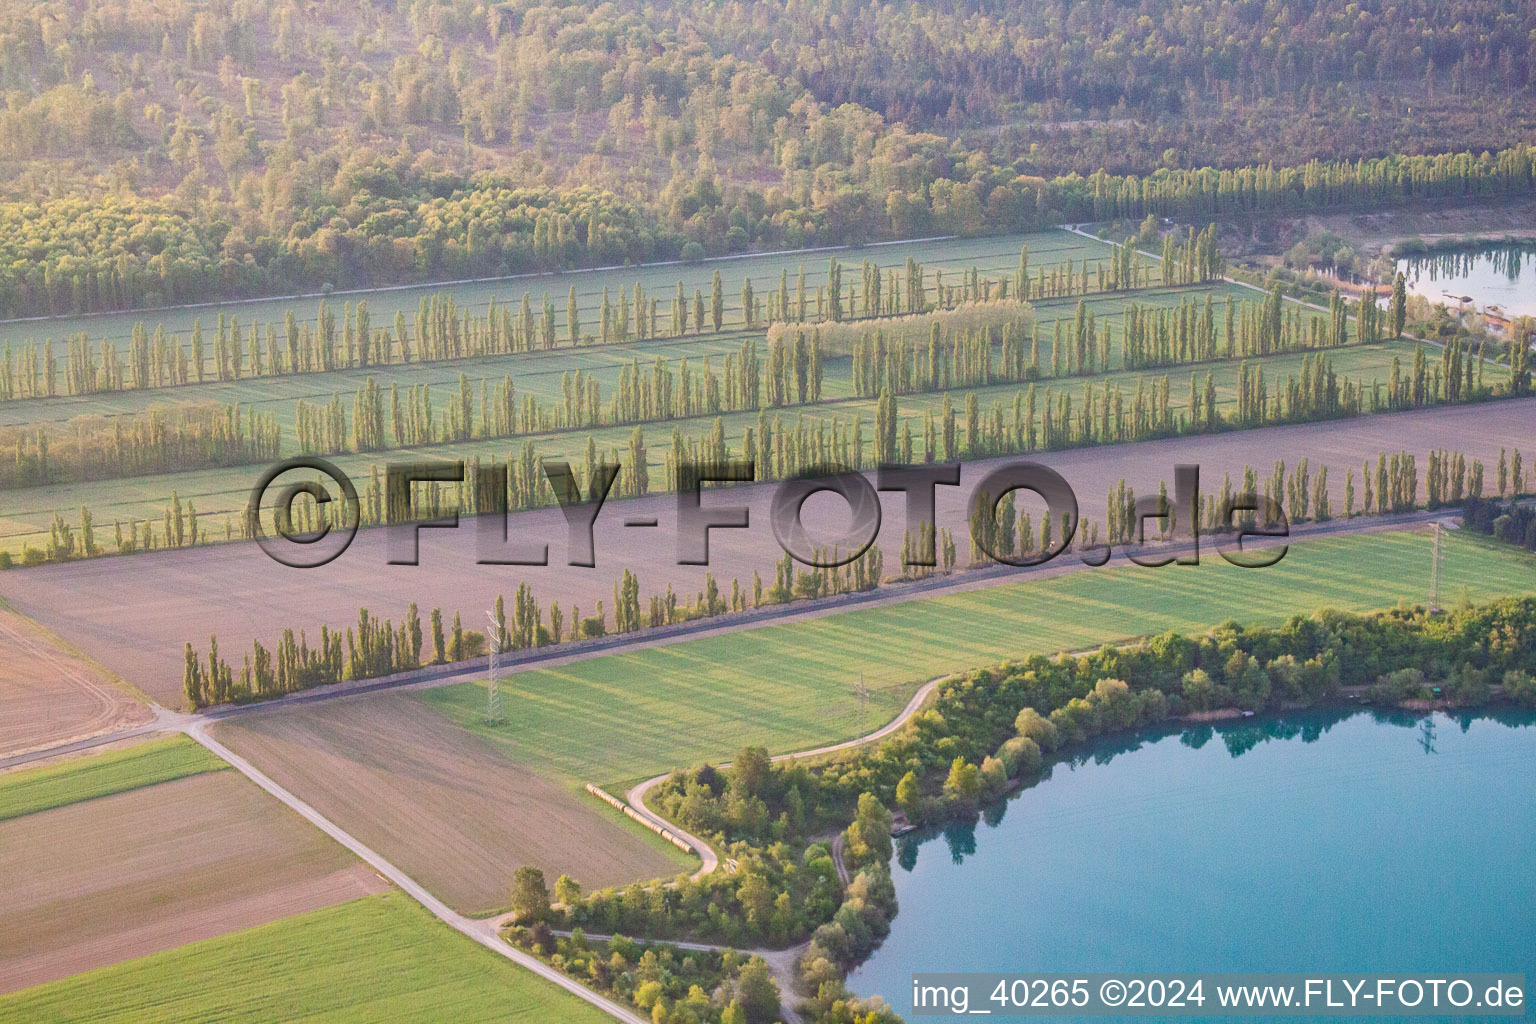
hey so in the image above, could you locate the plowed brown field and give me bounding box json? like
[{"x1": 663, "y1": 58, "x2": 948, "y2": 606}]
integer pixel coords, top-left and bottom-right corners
[
  {"x1": 210, "y1": 694, "x2": 686, "y2": 914},
  {"x1": 0, "y1": 771, "x2": 388, "y2": 993}
]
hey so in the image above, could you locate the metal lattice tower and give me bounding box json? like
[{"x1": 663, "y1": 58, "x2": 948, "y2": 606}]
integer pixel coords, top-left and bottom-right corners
[
  {"x1": 484, "y1": 610, "x2": 506, "y2": 725},
  {"x1": 851, "y1": 673, "x2": 870, "y2": 734},
  {"x1": 1428, "y1": 522, "x2": 1443, "y2": 613}
]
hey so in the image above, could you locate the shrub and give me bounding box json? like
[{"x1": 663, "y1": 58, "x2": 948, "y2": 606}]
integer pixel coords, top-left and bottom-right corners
[
  {"x1": 1503, "y1": 670, "x2": 1536, "y2": 707},
  {"x1": 1368, "y1": 667, "x2": 1431, "y2": 704}
]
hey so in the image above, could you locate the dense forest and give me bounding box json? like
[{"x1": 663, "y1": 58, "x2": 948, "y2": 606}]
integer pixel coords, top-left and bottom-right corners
[{"x1": 0, "y1": 0, "x2": 1532, "y2": 316}]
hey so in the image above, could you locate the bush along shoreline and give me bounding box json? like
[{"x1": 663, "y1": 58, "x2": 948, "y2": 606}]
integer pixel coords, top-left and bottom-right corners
[{"x1": 505, "y1": 596, "x2": 1536, "y2": 1024}]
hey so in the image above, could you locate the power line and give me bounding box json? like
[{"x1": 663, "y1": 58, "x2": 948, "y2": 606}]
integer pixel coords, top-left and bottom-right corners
[
  {"x1": 484, "y1": 609, "x2": 506, "y2": 726},
  {"x1": 851, "y1": 672, "x2": 870, "y2": 735},
  {"x1": 1428, "y1": 521, "x2": 1443, "y2": 614}
]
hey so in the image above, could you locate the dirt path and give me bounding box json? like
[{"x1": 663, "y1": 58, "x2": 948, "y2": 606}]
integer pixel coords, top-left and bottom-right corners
[
  {"x1": 10, "y1": 385, "x2": 1527, "y2": 707},
  {"x1": 622, "y1": 676, "x2": 946, "y2": 882},
  {"x1": 181, "y1": 720, "x2": 654, "y2": 1024},
  {"x1": 543, "y1": 929, "x2": 811, "y2": 1024},
  {"x1": 0, "y1": 609, "x2": 150, "y2": 758},
  {"x1": 0, "y1": 508, "x2": 1469, "y2": 1020},
  {"x1": 0, "y1": 505, "x2": 1466, "y2": 778}
]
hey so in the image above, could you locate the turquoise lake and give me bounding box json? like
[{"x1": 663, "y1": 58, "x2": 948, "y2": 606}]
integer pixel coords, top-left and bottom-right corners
[{"x1": 848, "y1": 709, "x2": 1536, "y2": 1021}]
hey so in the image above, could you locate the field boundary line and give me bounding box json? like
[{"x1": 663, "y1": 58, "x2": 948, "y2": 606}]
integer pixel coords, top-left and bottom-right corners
[
  {"x1": 180, "y1": 721, "x2": 653, "y2": 1024},
  {"x1": 0, "y1": 506, "x2": 1469, "y2": 776}
]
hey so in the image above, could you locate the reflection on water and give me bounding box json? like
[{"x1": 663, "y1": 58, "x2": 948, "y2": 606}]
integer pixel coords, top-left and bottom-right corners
[
  {"x1": 849, "y1": 707, "x2": 1536, "y2": 1022},
  {"x1": 1395, "y1": 244, "x2": 1536, "y2": 317}
]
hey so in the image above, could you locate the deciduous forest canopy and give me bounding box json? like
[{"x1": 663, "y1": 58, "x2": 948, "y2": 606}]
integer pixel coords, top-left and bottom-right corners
[{"x1": 1, "y1": 0, "x2": 1533, "y2": 316}]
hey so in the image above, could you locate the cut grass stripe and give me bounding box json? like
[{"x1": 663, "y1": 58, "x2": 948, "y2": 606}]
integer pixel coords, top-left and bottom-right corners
[{"x1": 0, "y1": 735, "x2": 227, "y2": 821}]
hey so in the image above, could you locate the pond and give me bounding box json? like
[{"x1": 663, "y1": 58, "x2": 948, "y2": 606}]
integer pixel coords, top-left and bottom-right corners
[
  {"x1": 847, "y1": 708, "x2": 1536, "y2": 1022},
  {"x1": 1394, "y1": 244, "x2": 1536, "y2": 319}
]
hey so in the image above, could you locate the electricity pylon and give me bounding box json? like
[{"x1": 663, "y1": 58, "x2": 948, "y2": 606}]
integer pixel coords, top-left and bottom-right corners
[
  {"x1": 484, "y1": 610, "x2": 506, "y2": 725},
  {"x1": 852, "y1": 673, "x2": 870, "y2": 734},
  {"x1": 1428, "y1": 522, "x2": 1443, "y2": 614}
]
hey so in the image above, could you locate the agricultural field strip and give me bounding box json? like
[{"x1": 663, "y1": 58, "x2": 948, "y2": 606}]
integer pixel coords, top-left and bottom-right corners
[
  {"x1": 205, "y1": 693, "x2": 689, "y2": 914},
  {"x1": 0, "y1": 509, "x2": 1487, "y2": 775},
  {"x1": 179, "y1": 719, "x2": 655, "y2": 1024},
  {"x1": 1062, "y1": 223, "x2": 1492, "y2": 365},
  {"x1": 8, "y1": 396, "x2": 1527, "y2": 705},
  {"x1": 0, "y1": 893, "x2": 624, "y2": 1024},
  {"x1": 0, "y1": 334, "x2": 1408, "y2": 544},
  {"x1": 0, "y1": 735, "x2": 224, "y2": 821},
  {"x1": 0, "y1": 525, "x2": 1511, "y2": 1019},
  {"x1": 421, "y1": 526, "x2": 1524, "y2": 793},
  {"x1": 0, "y1": 606, "x2": 152, "y2": 756},
  {"x1": 0, "y1": 276, "x2": 1229, "y2": 434},
  {"x1": 0, "y1": 767, "x2": 392, "y2": 997}
]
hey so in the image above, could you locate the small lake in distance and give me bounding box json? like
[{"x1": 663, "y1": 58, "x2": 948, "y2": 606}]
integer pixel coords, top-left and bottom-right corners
[{"x1": 1394, "y1": 245, "x2": 1536, "y2": 318}]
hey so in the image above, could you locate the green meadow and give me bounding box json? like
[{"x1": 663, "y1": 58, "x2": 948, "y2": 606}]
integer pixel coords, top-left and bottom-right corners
[
  {"x1": 422, "y1": 528, "x2": 1536, "y2": 790},
  {"x1": 0, "y1": 893, "x2": 615, "y2": 1024},
  {"x1": 0, "y1": 735, "x2": 226, "y2": 822}
]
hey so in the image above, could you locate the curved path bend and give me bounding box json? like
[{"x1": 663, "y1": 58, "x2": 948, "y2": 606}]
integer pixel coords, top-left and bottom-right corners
[{"x1": 622, "y1": 676, "x2": 949, "y2": 882}]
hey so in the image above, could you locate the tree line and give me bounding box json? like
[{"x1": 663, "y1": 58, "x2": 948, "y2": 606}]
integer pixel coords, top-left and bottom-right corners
[
  {"x1": 169, "y1": 438, "x2": 1526, "y2": 707},
  {"x1": 0, "y1": 239, "x2": 1195, "y2": 404}
]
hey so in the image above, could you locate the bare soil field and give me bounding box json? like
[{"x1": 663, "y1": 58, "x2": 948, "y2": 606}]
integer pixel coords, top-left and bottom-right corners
[
  {"x1": 4, "y1": 397, "x2": 1533, "y2": 706},
  {"x1": 0, "y1": 771, "x2": 387, "y2": 993},
  {"x1": 0, "y1": 607, "x2": 149, "y2": 757},
  {"x1": 210, "y1": 694, "x2": 686, "y2": 914}
]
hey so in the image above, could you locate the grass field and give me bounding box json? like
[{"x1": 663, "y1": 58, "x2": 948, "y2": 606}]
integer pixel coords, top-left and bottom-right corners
[
  {"x1": 0, "y1": 893, "x2": 616, "y2": 1024},
  {"x1": 11, "y1": 396, "x2": 1532, "y2": 707},
  {"x1": 0, "y1": 735, "x2": 225, "y2": 821},
  {"x1": 0, "y1": 276, "x2": 1255, "y2": 439},
  {"x1": 0, "y1": 223, "x2": 1375, "y2": 555},
  {"x1": 422, "y1": 528, "x2": 1536, "y2": 790}
]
